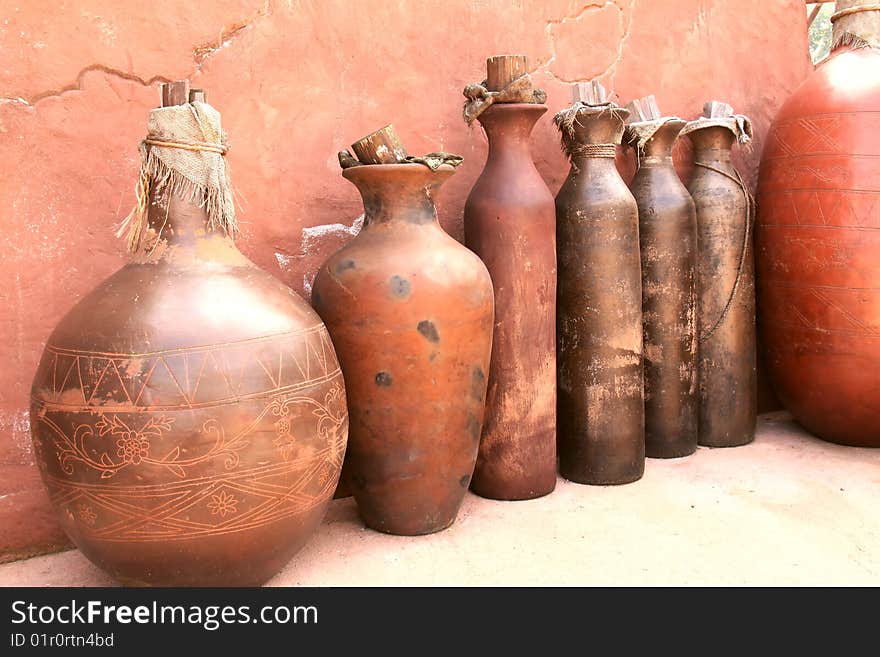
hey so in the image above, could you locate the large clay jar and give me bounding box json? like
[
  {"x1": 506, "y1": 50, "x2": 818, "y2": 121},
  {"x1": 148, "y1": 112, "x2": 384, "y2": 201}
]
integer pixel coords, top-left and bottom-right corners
[
  {"x1": 684, "y1": 104, "x2": 756, "y2": 448},
  {"x1": 29, "y1": 86, "x2": 348, "y2": 586},
  {"x1": 626, "y1": 107, "x2": 698, "y2": 458},
  {"x1": 312, "y1": 155, "x2": 494, "y2": 535},
  {"x1": 757, "y1": 1, "x2": 880, "y2": 447},
  {"x1": 464, "y1": 92, "x2": 557, "y2": 500},
  {"x1": 554, "y1": 82, "x2": 644, "y2": 485}
]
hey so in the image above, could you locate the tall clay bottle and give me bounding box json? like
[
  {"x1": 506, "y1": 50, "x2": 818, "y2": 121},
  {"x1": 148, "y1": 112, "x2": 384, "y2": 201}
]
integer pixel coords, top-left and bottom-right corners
[
  {"x1": 28, "y1": 83, "x2": 348, "y2": 586},
  {"x1": 554, "y1": 81, "x2": 644, "y2": 485},
  {"x1": 758, "y1": 0, "x2": 880, "y2": 447},
  {"x1": 462, "y1": 55, "x2": 557, "y2": 500},
  {"x1": 312, "y1": 127, "x2": 494, "y2": 535},
  {"x1": 625, "y1": 95, "x2": 698, "y2": 458},
  {"x1": 682, "y1": 101, "x2": 756, "y2": 448}
]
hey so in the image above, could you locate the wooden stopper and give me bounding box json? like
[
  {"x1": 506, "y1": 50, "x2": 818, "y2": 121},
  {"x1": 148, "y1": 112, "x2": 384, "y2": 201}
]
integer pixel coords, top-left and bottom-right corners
[
  {"x1": 703, "y1": 100, "x2": 734, "y2": 118},
  {"x1": 571, "y1": 80, "x2": 607, "y2": 105},
  {"x1": 486, "y1": 55, "x2": 528, "y2": 91},
  {"x1": 161, "y1": 80, "x2": 190, "y2": 107},
  {"x1": 189, "y1": 89, "x2": 207, "y2": 103},
  {"x1": 350, "y1": 125, "x2": 407, "y2": 165},
  {"x1": 626, "y1": 94, "x2": 662, "y2": 122}
]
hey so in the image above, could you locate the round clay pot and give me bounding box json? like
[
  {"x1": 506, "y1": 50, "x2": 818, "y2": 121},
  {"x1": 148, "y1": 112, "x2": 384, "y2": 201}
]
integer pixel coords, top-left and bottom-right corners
[
  {"x1": 687, "y1": 126, "x2": 756, "y2": 448},
  {"x1": 30, "y1": 195, "x2": 348, "y2": 586},
  {"x1": 555, "y1": 105, "x2": 645, "y2": 485},
  {"x1": 757, "y1": 9, "x2": 880, "y2": 447},
  {"x1": 312, "y1": 163, "x2": 494, "y2": 535},
  {"x1": 464, "y1": 103, "x2": 558, "y2": 500},
  {"x1": 628, "y1": 120, "x2": 699, "y2": 458}
]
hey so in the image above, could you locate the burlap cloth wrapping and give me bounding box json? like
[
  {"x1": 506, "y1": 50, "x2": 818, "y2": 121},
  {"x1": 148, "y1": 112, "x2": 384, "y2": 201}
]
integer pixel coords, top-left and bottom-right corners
[
  {"x1": 681, "y1": 113, "x2": 753, "y2": 145},
  {"x1": 118, "y1": 101, "x2": 236, "y2": 252},
  {"x1": 338, "y1": 150, "x2": 464, "y2": 171},
  {"x1": 624, "y1": 117, "x2": 685, "y2": 151},
  {"x1": 554, "y1": 101, "x2": 628, "y2": 157},
  {"x1": 462, "y1": 73, "x2": 547, "y2": 124},
  {"x1": 832, "y1": 0, "x2": 880, "y2": 49}
]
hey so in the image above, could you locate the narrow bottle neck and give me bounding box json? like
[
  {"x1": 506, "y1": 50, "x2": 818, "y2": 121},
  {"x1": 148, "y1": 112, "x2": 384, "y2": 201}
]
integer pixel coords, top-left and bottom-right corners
[
  {"x1": 345, "y1": 164, "x2": 452, "y2": 227},
  {"x1": 148, "y1": 191, "x2": 213, "y2": 245},
  {"x1": 638, "y1": 152, "x2": 674, "y2": 168},
  {"x1": 364, "y1": 191, "x2": 439, "y2": 226},
  {"x1": 570, "y1": 155, "x2": 619, "y2": 173},
  {"x1": 478, "y1": 104, "x2": 544, "y2": 163},
  {"x1": 693, "y1": 146, "x2": 733, "y2": 166},
  {"x1": 485, "y1": 126, "x2": 535, "y2": 160}
]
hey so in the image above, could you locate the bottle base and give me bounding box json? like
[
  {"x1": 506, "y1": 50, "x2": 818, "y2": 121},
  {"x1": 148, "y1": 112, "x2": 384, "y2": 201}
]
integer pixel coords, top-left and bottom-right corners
[
  {"x1": 360, "y1": 513, "x2": 458, "y2": 536},
  {"x1": 469, "y1": 480, "x2": 556, "y2": 501},
  {"x1": 646, "y1": 445, "x2": 698, "y2": 459},
  {"x1": 698, "y1": 435, "x2": 755, "y2": 449},
  {"x1": 560, "y1": 469, "x2": 644, "y2": 486}
]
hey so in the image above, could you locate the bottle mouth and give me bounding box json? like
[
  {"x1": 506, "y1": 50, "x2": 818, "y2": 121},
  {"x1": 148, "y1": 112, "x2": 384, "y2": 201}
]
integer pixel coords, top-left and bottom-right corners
[{"x1": 342, "y1": 162, "x2": 457, "y2": 181}]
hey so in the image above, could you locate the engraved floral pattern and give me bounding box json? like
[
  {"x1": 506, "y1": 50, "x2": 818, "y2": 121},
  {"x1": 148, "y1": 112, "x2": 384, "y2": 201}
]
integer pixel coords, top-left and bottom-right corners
[
  {"x1": 116, "y1": 430, "x2": 150, "y2": 465},
  {"x1": 270, "y1": 384, "x2": 346, "y2": 463},
  {"x1": 207, "y1": 491, "x2": 238, "y2": 518},
  {"x1": 78, "y1": 503, "x2": 97, "y2": 526},
  {"x1": 43, "y1": 413, "x2": 248, "y2": 480}
]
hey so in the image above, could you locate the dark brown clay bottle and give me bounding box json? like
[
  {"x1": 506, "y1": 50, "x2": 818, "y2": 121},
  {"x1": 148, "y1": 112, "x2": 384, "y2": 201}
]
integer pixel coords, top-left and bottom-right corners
[
  {"x1": 554, "y1": 81, "x2": 644, "y2": 485},
  {"x1": 29, "y1": 83, "x2": 348, "y2": 586},
  {"x1": 683, "y1": 102, "x2": 756, "y2": 448},
  {"x1": 462, "y1": 56, "x2": 557, "y2": 500},
  {"x1": 312, "y1": 127, "x2": 494, "y2": 535},
  {"x1": 626, "y1": 96, "x2": 698, "y2": 459}
]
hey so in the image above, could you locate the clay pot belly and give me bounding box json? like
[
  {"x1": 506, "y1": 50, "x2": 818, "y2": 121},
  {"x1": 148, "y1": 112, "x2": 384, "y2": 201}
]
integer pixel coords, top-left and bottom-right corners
[
  {"x1": 313, "y1": 163, "x2": 494, "y2": 535},
  {"x1": 30, "y1": 262, "x2": 347, "y2": 587},
  {"x1": 757, "y1": 1, "x2": 880, "y2": 447}
]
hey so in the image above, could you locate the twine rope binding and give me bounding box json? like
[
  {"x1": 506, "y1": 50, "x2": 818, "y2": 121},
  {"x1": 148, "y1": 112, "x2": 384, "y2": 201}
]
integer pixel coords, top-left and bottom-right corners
[
  {"x1": 143, "y1": 138, "x2": 228, "y2": 155},
  {"x1": 569, "y1": 143, "x2": 617, "y2": 159},
  {"x1": 831, "y1": 4, "x2": 880, "y2": 22},
  {"x1": 693, "y1": 161, "x2": 754, "y2": 344}
]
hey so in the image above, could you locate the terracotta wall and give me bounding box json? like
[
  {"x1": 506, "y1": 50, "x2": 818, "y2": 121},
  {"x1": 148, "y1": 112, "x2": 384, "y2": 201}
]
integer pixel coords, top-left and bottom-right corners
[{"x1": 0, "y1": 0, "x2": 813, "y2": 562}]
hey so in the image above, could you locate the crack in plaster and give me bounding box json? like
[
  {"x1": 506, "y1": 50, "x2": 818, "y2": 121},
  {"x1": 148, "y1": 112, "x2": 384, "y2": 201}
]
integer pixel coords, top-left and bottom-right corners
[
  {"x1": 532, "y1": 0, "x2": 636, "y2": 94},
  {"x1": 1, "y1": 1, "x2": 273, "y2": 106},
  {"x1": 192, "y1": 0, "x2": 271, "y2": 67},
  {"x1": 601, "y1": 0, "x2": 637, "y2": 94},
  {"x1": 1, "y1": 65, "x2": 171, "y2": 106}
]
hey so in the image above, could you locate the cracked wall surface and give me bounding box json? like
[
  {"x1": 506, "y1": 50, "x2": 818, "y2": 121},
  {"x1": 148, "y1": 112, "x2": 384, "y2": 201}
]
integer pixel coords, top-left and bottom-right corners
[{"x1": 0, "y1": 0, "x2": 813, "y2": 561}]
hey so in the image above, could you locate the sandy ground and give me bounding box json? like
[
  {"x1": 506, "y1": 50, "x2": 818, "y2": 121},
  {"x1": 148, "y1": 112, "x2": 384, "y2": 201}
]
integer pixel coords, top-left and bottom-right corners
[{"x1": 2, "y1": 412, "x2": 878, "y2": 587}]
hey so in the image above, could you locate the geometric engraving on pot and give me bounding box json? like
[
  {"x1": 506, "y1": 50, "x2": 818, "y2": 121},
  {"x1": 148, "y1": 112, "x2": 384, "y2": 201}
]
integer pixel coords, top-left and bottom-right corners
[
  {"x1": 779, "y1": 164, "x2": 848, "y2": 185},
  {"x1": 38, "y1": 326, "x2": 340, "y2": 412},
  {"x1": 768, "y1": 116, "x2": 843, "y2": 158},
  {"x1": 761, "y1": 190, "x2": 880, "y2": 230},
  {"x1": 771, "y1": 285, "x2": 880, "y2": 336},
  {"x1": 43, "y1": 384, "x2": 348, "y2": 542},
  {"x1": 810, "y1": 287, "x2": 880, "y2": 336}
]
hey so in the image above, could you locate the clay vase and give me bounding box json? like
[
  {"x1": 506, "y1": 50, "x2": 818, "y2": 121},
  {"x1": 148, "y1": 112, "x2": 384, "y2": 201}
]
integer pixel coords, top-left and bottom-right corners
[
  {"x1": 687, "y1": 125, "x2": 756, "y2": 448},
  {"x1": 29, "y1": 107, "x2": 347, "y2": 586},
  {"x1": 464, "y1": 103, "x2": 557, "y2": 500},
  {"x1": 628, "y1": 120, "x2": 699, "y2": 458},
  {"x1": 757, "y1": 0, "x2": 880, "y2": 447},
  {"x1": 311, "y1": 163, "x2": 494, "y2": 535},
  {"x1": 555, "y1": 102, "x2": 644, "y2": 484}
]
